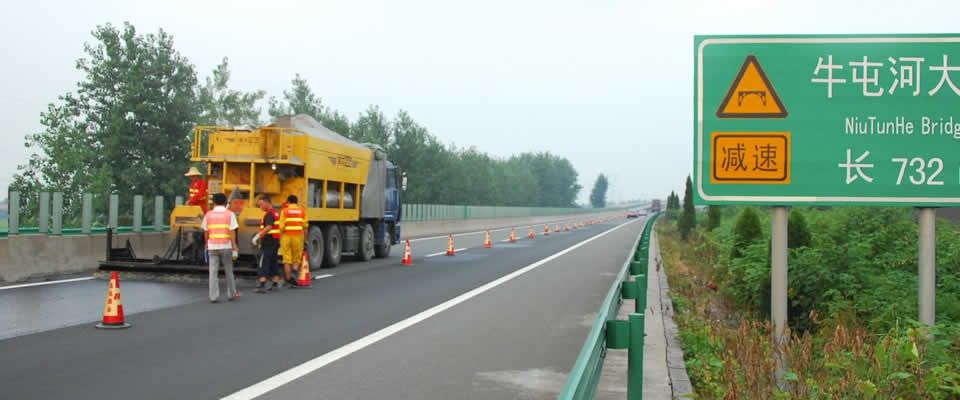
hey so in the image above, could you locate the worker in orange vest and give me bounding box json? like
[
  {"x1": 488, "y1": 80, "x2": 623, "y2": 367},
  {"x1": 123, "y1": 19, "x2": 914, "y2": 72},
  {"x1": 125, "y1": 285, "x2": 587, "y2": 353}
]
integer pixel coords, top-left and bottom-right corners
[
  {"x1": 278, "y1": 195, "x2": 305, "y2": 287},
  {"x1": 252, "y1": 194, "x2": 282, "y2": 293},
  {"x1": 201, "y1": 193, "x2": 239, "y2": 303},
  {"x1": 185, "y1": 167, "x2": 208, "y2": 213}
]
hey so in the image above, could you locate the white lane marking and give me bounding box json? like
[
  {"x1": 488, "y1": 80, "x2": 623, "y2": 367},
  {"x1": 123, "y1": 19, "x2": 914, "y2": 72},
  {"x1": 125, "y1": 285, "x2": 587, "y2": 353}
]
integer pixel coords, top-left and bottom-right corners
[
  {"x1": 0, "y1": 276, "x2": 94, "y2": 291},
  {"x1": 221, "y1": 218, "x2": 638, "y2": 400},
  {"x1": 314, "y1": 274, "x2": 334, "y2": 280},
  {"x1": 424, "y1": 248, "x2": 469, "y2": 258}
]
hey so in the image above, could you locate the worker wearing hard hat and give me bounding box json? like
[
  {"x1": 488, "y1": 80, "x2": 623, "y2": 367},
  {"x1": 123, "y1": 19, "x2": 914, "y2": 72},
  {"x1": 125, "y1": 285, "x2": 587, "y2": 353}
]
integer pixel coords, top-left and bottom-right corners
[{"x1": 185, "y1": 167, "x2": 209, "y2": 213}]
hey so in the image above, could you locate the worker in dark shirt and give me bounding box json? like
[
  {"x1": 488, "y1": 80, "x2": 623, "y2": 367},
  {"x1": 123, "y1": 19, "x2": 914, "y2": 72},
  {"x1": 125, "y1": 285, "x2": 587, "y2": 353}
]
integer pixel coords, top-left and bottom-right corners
[{"x1": 252, "y1": 194, "x2": 282, "y2": 292}]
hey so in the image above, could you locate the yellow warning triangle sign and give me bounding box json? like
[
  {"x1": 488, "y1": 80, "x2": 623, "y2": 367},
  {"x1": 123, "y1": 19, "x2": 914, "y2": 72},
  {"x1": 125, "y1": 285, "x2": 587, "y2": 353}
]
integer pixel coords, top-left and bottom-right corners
[{"x1": 716, "y1": 55, "x2": 787, "y2": 118}]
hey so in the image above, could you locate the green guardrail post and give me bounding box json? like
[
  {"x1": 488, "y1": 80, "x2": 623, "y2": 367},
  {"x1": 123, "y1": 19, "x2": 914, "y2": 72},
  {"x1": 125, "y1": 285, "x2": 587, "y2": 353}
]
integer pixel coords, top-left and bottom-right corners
[
  {"x1": 133, "y1": 195, "x2": 143, "y2": 233},
  {"x1": 8, "y1": 191, "x2": 20, "y2": 235},
  {"x1": 634, "y1": 274, "x2": 647, "y2": 313},
  {"x1": 621, "y1": 279, "x2": 637, "y2": 299},
  {"x1": 38, "y1": 191, "x2": 50, "y2": 234},
  {"x1": 154, "y1": 196, "x2": 164, "y2": 232},
  {"x1": 605, "y1": 319, "x2": 630, "y2": 349},
  {"x1": 81, "y1": 193, "x2": 93, "y2": 234},
  {"x1": 630, "y1": 260, "x2": 644, "y2": 275},
  {"x1": 109, "y1": 194, "x2": 119, "y2": 229},
  {"x1": 628, "y1": 312, "x2": 645, "y2": 400}
]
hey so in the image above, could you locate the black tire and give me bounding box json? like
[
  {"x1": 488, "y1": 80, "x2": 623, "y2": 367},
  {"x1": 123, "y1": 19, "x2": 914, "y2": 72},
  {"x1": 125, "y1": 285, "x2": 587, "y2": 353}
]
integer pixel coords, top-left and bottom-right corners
[
  {"x1": 323, "y1": 225, "x2": 342, "y2": 268},
  {"x1": 307, "y1": 225, "x2": 324, "y2": 270},
  {"x1": 358, "y1": 224, "x2": 375, "y2": 262},
  {"x1": 375, "y1": 226, "x2": 392, "y2": 258}
]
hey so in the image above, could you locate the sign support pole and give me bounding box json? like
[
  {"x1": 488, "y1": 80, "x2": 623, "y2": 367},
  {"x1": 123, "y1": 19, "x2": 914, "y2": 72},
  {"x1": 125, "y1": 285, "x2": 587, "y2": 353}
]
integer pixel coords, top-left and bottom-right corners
[
  {"x1": 770, "y1": 206, "x2": 789, "y2": 391},
  {"x1": 918, "y1": 207, "x2": 936, "y2": 331}
]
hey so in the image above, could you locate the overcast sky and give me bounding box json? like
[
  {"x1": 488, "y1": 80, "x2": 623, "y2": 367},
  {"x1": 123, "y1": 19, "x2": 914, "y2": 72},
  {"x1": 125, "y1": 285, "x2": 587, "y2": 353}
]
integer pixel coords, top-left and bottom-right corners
[{"x1": 1, "y1": 0, "x2": 957, "y2": 204}]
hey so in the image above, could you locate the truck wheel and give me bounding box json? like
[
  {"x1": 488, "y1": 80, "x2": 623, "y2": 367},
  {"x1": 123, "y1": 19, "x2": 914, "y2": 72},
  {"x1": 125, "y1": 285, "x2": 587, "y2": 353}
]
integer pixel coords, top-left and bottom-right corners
[
  {"x1": 307, "y1": 226, "x2": 325, "y2": 270},
  {"x1": 323, "y1": 225, "x2": 342, "y2": 268},
  {"x1": 375, "y1": 227, "x2": 392, "y2": 258},
  {"x1": 358, "y1": 224, "x2": 375, "y2": 262}
]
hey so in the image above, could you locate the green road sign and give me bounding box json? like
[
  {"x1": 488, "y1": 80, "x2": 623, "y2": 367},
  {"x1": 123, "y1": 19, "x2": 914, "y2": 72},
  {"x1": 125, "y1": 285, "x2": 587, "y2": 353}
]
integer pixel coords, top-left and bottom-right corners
[{"x1": 694, "y1": 35, "x2": 960, "y2": 206}]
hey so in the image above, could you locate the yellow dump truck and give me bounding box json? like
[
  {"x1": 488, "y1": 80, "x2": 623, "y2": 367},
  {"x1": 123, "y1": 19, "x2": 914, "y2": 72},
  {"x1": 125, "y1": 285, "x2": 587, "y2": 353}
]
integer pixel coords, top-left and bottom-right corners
[{"x1": 103, "y1": 114, "x2": 404, "y2": 273}]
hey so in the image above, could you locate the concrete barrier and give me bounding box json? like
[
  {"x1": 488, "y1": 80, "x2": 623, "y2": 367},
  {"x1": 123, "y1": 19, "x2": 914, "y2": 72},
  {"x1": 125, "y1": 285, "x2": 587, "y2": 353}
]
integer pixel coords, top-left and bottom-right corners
[
  {"x1": 0, "y1": 232, "x2": 170, "y2": 282},
  {"x1": 0, "y1": 211, "x2": 625, "y2": 283}
]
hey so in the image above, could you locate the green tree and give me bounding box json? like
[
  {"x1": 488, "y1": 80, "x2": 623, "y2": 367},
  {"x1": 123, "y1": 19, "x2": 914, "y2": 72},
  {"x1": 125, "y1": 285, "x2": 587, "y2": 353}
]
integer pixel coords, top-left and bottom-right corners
[
  {"x1": 589, "y1": 174, "x2": 609, "y2": 208},
  {"x1": 351, "y1": 105, "x2": 390, "y2": 147},
  {"x1": 707, "y1": 205, "x2": 722, "y2": 230},
  {"x1": 788, "y1": 208, "x2": 812, "y2": 248},
  {"x1": 196, "y1": 57, "x2": 265, "y2": 127},
  {"x1": 268, "y1": 74, "x2": 349, "y2": 134},
  {"x1": 732, "y1": 207, "x2": 763, "y2": 258},
  {"x1": 268, "y1": 74, "x2": 323, "y2": 119},
  {"x1": 11, "y1": 22, "x2": 198, "y2": 223},
  {"x1": 679, "y1": 175, "x2": 696, "y2": 240}
]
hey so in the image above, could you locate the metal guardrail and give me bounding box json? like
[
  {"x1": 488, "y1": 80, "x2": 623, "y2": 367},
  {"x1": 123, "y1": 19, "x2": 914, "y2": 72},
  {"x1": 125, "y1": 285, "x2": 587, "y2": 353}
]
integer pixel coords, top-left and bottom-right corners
[
  {"x1": 559, "y1": 212, "x2": 660, "y2": 400},
  {"x1": 400, "y1": 203, "x2": 623, "y2": 222}
]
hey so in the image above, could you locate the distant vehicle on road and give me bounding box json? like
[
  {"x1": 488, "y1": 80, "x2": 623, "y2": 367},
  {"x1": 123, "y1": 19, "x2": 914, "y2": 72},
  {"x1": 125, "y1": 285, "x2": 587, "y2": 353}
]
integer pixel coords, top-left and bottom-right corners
[
  {"x1": 650, "y1": 199, "x2": 662, "y2": 213},
  {"x1": 626, "y1": 210, "x2": 640, "y2": 218}
]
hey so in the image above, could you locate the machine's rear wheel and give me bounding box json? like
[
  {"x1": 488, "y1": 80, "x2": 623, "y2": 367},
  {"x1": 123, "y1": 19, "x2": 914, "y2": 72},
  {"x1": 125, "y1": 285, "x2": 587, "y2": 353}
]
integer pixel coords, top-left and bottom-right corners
[
  {"x1": 323, "y1": 225, "x2": 342, "y2": 268},
  {"x1": 307, "y1": 225, "x2": 325, "y2": 269},
  {"x1": 375, "y1": 226, "x2": 392, "y2": 258},
  {"x1": 358, "y1": 224, "x2": 375, "y2": 262}
]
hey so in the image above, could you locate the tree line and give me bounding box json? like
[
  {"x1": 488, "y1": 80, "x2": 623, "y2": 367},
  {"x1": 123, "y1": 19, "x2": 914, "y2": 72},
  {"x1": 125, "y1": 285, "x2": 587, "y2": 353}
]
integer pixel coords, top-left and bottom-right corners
[{"x1": 9, "y1": 22, "x2": 584, "y2": 224}]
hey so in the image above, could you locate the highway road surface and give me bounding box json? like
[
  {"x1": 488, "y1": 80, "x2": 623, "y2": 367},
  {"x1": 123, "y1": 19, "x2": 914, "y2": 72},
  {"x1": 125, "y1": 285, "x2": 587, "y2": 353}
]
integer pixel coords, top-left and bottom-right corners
[{"x1": 0, "y1": 215, "x2": 644, "y2": 399}]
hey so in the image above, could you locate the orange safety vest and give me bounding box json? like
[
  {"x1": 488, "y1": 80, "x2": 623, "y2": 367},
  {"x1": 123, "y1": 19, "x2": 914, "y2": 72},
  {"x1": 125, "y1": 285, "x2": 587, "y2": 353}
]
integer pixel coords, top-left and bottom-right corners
[
  {"x1": 261, "y1": 210, "x2": 281, "y2": 239},
  {"x1": 281, "y1": 205, "x2": 305, "y2": 236},
  {"x1": 206, "y1": 209, "x2": 233, "y2": 246}
]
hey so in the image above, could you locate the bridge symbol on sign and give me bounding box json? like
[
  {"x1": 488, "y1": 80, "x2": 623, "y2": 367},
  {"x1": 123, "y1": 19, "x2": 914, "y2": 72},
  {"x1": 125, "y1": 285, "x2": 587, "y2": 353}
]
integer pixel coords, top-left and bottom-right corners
[
  {"x1": 737, "y1": 90, "x2": 767, "y2": 106},
  {"x1": 716, "y1": 55, "x2": 787, "y2": 118}
]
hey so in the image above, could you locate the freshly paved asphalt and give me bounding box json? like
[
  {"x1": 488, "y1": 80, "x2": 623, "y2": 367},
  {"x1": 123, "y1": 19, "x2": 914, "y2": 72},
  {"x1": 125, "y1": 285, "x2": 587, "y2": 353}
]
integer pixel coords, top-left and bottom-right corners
[{"x1": 0, "y1": 214, "x2": 642, "y2": 399}]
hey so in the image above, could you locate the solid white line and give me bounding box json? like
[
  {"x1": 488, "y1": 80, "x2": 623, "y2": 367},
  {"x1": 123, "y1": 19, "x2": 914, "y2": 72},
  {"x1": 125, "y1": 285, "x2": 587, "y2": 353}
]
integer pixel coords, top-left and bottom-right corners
[
  {"x1": 0, "y1": 276, "x2": 94, "y2": 291},
  {"x1": 313, "y1": 274, "x2": 334, "y2": 280},
  {"x1": 424, "y1": 248, "x2": 470, "y2": 258},
  {"x1": 407, "y1": 214, "x2": 618, "y2": 243},
  {"x1": 221, "y1": 218, "x2": 637, "y2": 400}
]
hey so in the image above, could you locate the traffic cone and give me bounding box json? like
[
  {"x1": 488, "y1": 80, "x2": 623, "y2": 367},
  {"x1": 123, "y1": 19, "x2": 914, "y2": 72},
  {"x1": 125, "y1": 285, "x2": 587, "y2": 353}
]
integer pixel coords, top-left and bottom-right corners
[
  {"x1": 554, "y1": 224, "x2": 560, "y2": 233},
  {"x1": 96, "y1": 271, "x2": 131, "y2": 329},
  {"x1": 484, "y1": 230, "x2": 493, "y2": 248},
  {"x1": 564, "y1": 224, "x2": 570, "y2": 232},
  {"x1": 402, "y1": 240, "x2": 413, "y2": 265},
  {"x1": 528, "y1": 226, "x2": 535, "y2": 240},
  {"x1": 544, "y1": 225, "x2": 550, "y2": 236},
  {"x1": 296, "y1": 251, "x2": 312, "y2": 288},
  {"x1": 509, "y1": 228, "x2": 517, "y2": 243},
  {"x1": 446, "y1": 235, "x2": 456, "y2": 256}
]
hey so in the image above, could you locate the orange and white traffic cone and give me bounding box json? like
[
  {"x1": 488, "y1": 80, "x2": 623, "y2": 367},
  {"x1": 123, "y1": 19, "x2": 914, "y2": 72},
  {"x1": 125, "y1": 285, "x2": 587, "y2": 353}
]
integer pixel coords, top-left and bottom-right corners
[
  {"x1": 446, "y1": 235, "x2": 456, "y2": 256},
  {"x1": 555, "y1": 224, "x2": 560, "y2": 233},
  {"x1": 296, "y1": 251, "x2": 312, "y2": 288},
  {"x1": 402, "y1": 240, "x2": 413, "y2": 265},
  {"x1": 564, "y1": 224, "x2": 570, "y2": 232},
  {"x1": 544, "y1": 225, "x2": 550, "y2": 236},
  {"x1": 528, "y1": 226, "x2": 535, "y2": 240},
  {"x1": 509, "y1": 228, "x2": 517, "y2": 243},
  {"x1": 484, "y1": 230, "x2": 493, "y2": 248},
  {"x1": 96, "y1": 271, "x2": 131, "y2": 329}
]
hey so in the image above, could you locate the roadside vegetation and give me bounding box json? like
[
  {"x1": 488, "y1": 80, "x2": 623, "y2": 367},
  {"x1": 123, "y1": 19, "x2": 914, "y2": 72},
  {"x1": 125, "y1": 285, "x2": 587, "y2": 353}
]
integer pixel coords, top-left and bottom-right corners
[{"x1": 659, "y1": 200, "x2": 960, "y2": 398}]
